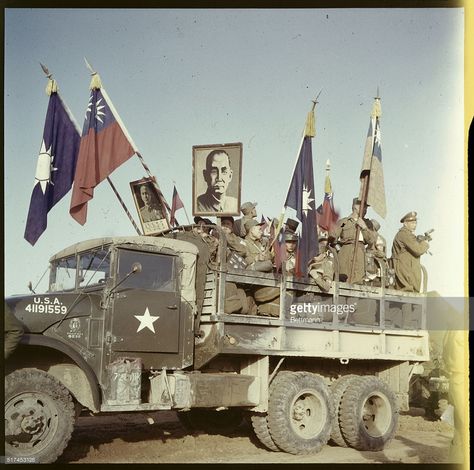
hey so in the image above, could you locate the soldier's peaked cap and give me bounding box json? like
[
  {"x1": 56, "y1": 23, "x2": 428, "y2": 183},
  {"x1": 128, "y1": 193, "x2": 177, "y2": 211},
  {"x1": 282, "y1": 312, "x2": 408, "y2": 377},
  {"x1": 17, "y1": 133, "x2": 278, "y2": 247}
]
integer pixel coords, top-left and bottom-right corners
[
  {"x1": 220, "y1": 216, "x2": 234, "y2": 224},
  {"x1": 284, "y1": 233, "x2": 298, "y2": 242},
  {"x1": 400, "y1": 211, "x2": 417, "y2": 223},
  {"x1": 241, "y1": 202, "x2": 257, "y2": 214},
  {"x1": 244, "y1": 218, "x2": 264, "y2": 233}
]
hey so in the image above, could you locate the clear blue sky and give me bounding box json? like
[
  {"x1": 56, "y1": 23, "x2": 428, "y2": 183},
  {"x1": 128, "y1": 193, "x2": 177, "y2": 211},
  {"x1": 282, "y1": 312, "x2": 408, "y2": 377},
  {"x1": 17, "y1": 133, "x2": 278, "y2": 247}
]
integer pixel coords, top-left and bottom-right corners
[{"x1": 4, "y1": 8, "x2": 465, "y2": 297}]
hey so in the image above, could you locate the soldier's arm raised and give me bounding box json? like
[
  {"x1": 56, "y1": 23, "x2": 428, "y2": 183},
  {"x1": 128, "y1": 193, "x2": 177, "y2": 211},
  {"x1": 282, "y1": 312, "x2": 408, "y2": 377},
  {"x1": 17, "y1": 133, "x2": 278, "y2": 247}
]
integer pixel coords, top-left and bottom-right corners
[{"x1": 401, "y1": 230, "x2": 429, "y2": 257}]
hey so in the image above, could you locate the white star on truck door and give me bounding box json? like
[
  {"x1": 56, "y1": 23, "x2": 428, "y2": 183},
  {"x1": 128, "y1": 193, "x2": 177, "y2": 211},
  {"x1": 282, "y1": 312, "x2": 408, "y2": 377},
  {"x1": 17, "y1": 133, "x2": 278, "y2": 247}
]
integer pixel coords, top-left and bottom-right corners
[{"x1": 134, "y1": 307, "x2": 159, "y2": 333}]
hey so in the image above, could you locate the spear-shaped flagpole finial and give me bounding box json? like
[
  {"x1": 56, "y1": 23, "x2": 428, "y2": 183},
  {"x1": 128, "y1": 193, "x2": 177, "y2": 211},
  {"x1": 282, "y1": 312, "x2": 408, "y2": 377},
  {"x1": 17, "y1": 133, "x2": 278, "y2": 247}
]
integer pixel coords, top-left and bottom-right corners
[
  {"x1": 311, "y1": 89, "x2": 323, "y2": 111},
  {"x1": 84, "y1": 57, "x2": 102, "y2": 90},
  {"x1": 372, "y1": 87, "x2": 382, "y2": 118},
  {"x1": 40, "y1": 62, "x2": 52, "y2": 79},
  {"x1": 40, "y1": 62, "x2": 57, "y2": 95}
]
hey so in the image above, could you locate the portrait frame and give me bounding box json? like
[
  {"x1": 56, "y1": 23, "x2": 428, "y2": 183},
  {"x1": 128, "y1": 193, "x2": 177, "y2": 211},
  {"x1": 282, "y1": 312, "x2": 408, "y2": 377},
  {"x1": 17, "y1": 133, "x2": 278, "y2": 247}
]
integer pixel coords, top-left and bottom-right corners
[
  {"x1": 130, "y1": 177, "x2": 170, "y2": 236},
  {"x1": 192, "y1": 142, "x2": 242, "y2": 217}
]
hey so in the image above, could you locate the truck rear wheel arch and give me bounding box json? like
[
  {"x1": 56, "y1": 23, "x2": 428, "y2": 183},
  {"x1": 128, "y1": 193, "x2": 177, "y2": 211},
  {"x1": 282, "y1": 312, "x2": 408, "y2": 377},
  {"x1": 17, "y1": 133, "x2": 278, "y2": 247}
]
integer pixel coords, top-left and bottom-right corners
[{"x1": 7, "y1": 335, "x2": 101, "y2": 413}]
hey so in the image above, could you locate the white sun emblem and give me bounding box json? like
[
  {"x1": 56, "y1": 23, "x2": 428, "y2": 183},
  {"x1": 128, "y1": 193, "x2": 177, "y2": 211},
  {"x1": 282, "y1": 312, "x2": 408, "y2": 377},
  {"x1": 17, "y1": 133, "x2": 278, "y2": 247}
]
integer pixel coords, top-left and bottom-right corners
[
  {"x1": 34, "y1": 140, "x2": 58, "y2": 194},
  {"x1": 85, "y1": 95, "x2": 106, "y2": 124},
  {"x1": 302, "y1": 185, "x2": 314, "y2": 217},
  {"x1": 375, "y1": 123, "x2": 382, "y2": 145}
]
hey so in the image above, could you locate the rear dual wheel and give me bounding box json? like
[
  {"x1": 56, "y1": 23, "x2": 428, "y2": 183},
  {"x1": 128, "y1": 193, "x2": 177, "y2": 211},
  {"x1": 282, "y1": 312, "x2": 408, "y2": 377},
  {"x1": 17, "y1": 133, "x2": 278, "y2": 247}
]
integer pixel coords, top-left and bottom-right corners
[
  {"x1": 266, "y1": 371, "x2": 334, "y2": 454},
  {"x1": 338, "y1": 376, "x2": 398, "y2": 451}
]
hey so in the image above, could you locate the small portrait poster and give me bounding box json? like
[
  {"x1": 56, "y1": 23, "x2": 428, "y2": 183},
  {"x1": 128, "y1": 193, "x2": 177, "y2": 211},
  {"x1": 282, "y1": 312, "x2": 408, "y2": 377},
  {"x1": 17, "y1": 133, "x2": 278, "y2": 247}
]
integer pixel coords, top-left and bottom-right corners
[
  {"x1": 192, "y1": 142, "x2": 242, "y2": 216},
  {"x1": 130, "y1": 177, "x2": 170, "y2": 235}
]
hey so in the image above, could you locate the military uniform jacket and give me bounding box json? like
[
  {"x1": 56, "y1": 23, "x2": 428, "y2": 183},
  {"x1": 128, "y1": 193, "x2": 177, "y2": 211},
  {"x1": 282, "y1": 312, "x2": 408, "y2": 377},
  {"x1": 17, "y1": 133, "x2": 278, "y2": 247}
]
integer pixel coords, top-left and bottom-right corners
[
  {"x1": 226, "y1": 232, "x2": 248, "y2": 256},
  {"x1": 244, "y1": 237, "x2": 272, "y2": 265},
  {"x1": 391, "y1": 226, "x2": 429, "y2": 292},
  {"x1": 330, "y1": 216, "x2": 375, "y2": 283},
  {"x1": 309, "y1": 252, "x2": 334, "y2": 291},
  {"x1": 233, "y1": 215, "x2": 254, "y2": 237}
]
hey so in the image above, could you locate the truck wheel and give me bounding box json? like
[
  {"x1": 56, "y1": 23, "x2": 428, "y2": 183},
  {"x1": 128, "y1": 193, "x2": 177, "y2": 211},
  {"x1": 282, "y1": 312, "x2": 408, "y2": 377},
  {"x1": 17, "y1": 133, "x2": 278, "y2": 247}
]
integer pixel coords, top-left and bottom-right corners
[
  {"x1": 177, "y1": 409, "x2": 243, "y2": 434},
  {"x1": 250, "y1": 413, "x2": 280, "y2": 451},
  {"x1": 267, "y1": 371, "x2": 334, "y2": 454},
  {"x1": 329, "y1": 374, "x2": 359, "y2": 447},
  {"x1": 339, "y1": 376, "x2": 398, "y2": 451},
  {"x1": 4, "y1": 368, "x2": 75, "y2": 463}
]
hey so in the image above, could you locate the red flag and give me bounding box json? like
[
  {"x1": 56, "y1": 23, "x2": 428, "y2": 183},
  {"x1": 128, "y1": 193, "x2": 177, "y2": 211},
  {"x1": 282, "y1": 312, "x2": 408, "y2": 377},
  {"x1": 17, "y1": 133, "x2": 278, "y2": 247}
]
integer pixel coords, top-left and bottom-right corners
[
  {"x1": 70, "y1": 88, "x2": 135, "y2": 225},
  {"x1": 170, "y1": 185, "x2": 184, "y2": 226},
  {"x1": 319, "y1": 174, "x2": 339, "y2": 232}
]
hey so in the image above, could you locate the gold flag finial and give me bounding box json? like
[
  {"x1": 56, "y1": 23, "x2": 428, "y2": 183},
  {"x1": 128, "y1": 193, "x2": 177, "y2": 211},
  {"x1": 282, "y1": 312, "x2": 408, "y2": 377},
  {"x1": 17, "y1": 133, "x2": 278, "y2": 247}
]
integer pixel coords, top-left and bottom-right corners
[
  {"x1": 371, "y1": 88, "x2": 382, "y2": 117},
  {"x1": 304, "y1": 90, "x2": 321, "y2": 137},
  {"x1": 84, "y1": 57, "x2": 102, "y2": 90},
  {"x1": 40, "y1": 62, "x2": 58, "y2": 95},
  {"x1": 324, "y1": 159, "x2": 332, "y2": 193}
]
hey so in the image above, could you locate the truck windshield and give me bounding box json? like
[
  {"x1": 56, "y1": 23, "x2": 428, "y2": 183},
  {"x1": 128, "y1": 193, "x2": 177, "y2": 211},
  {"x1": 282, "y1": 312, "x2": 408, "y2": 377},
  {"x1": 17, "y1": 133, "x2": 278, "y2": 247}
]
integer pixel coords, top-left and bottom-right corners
[{"x1": 50, "y1": 248, "x2": 111, "y2": 291}]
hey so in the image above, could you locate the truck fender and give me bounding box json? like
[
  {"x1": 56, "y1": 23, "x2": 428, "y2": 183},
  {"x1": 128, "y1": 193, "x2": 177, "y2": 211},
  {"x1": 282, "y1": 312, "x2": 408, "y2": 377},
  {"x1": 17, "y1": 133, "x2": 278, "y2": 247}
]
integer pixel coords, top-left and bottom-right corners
[{"x1": 19, "y1": 334, "x2": 101, "y2": 412}]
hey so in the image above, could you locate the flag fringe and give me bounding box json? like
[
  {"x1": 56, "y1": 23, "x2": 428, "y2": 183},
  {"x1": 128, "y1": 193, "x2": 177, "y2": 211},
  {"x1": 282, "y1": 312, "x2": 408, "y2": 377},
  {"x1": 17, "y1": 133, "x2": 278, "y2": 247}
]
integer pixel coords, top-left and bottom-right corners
[
  {"x1": 45, "y1": 79, "x2": 58, "y2": 96},
  {"x1": 304, "y1": 110, "x2": 315, "y2": 137},
  {"x1": 89, "y1": 73, "x2": 102, "y2": 90},
  {"x1": 371, "y1": 98, "x2": 382, "y2": 118}
]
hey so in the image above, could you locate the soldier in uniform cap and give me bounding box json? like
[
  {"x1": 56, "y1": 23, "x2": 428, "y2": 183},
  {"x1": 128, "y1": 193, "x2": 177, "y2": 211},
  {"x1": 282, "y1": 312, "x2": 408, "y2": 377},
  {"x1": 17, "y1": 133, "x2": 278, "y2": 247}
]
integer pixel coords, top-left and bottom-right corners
[
  {"x1": 391, "y1": 211, "x2": 430, "y2": 292},
  {"x1": 243, "y1": 219, "x2": 273, "y2": 272},
  {"x1": 329, "y1": 197, "x2": 375, "y2": 284},
  {"x1": 284, "y1": 232, "x2": 298, "y2": 274},
  {"x1": 234, "y1": 201, "x2": 257, "y2": 237},
  {"x1": 220, "y1": 216, "x2": 248, "y2": 268},
  {"x1": 309, "y1": 234, "x2": 334, "y2": 292}
]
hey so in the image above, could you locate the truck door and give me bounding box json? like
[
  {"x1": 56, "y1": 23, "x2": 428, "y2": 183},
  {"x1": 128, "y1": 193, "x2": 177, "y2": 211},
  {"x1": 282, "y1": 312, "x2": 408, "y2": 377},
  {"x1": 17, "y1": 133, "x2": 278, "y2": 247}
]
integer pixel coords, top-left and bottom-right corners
[{"x1": 110, "y1": 249, "x2": 180, "y2": 353}]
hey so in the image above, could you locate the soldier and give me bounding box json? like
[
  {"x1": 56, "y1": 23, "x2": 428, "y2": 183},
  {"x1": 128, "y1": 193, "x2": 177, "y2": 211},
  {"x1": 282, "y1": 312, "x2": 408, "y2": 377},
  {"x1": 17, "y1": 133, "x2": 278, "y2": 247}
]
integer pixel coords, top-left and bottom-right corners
[
  {"x1": 309, "y1": 234, "x2": 334, "y2": 292},
  {"x1": 220, "y1": 216, "x2": 248, "y2": 269},
  {"x1": 234, "y1": 202, "x2": 257, "y2": 237},
  {"x1": 329, "y1": 197, "x2": 375, "y2": 284},
  {"x1": 244, "y1": 219, "x2": 273, "y2": 272},
  {"x1": 284, "y1": 232, "x2": 298, "y2": 274},
  {"x1": 4, "y1": 302, "x2": 24, "y2": 359},
  {"x1": 391, "y1": 211, "x2": 430, "y2": 292}
]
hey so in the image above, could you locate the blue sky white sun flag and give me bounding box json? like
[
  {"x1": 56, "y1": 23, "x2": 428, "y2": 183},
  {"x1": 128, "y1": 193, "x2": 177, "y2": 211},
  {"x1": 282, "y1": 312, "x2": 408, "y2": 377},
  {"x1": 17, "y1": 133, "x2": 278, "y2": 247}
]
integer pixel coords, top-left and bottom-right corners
[
  {"x1": 284, "y1": 109, "x2": 319, "y2": 277},
  {"x1": 24, "y1": 90, "x2": 81, "y2": 245}
]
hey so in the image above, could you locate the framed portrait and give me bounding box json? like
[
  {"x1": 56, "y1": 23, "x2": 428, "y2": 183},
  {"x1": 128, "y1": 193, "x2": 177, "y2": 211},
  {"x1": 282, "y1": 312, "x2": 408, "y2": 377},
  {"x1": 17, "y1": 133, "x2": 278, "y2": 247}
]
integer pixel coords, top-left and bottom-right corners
[
  {"x1": 192, "y1": 142, "x2": 242, "y2": 216},
  {"x1": 130, "y1": 177, "x2": 170, "y2": 235}
]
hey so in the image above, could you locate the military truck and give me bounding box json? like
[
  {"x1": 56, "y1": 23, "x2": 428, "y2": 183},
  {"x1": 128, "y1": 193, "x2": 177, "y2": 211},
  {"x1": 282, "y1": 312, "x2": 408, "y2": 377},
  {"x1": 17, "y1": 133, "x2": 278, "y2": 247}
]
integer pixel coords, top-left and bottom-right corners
[{"x1": 5, "y1": 226, "x2": 430, "y2": 463}]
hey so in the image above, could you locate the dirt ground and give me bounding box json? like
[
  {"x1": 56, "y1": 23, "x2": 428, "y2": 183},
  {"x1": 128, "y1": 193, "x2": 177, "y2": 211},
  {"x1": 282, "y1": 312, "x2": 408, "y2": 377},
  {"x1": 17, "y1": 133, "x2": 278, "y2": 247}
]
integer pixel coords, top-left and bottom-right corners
[{"x1": 58, "y1": 408, "x2": 458, "y2": 464}]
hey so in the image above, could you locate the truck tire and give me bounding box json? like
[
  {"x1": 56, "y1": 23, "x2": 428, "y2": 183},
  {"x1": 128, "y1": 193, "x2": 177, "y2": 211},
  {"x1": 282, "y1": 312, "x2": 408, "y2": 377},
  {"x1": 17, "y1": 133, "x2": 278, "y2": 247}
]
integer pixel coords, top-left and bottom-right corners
[
  {"x1": 339, "y1": 376, "x2": 398, "y2": 451},
  {"x1": 250, "y1": 413, "x2": 280, "y2": 452},
  {"x1": 267, "y1": 371, "x2": 334, "y2": 454},
  {"x1": 4, "y1": 368, "x2": 75, "y2": 464},
  {"x1": 329, "y1": 374, "x2": 358, "y2": 447},
  {"x1": 177, "y1": 408, "x2": 243, "y2": 434}
]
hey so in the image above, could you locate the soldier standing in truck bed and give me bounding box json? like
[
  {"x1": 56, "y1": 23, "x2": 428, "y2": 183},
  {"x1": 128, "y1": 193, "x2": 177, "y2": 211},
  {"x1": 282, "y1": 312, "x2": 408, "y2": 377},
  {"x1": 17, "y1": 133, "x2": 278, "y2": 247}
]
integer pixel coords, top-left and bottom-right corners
[
  {"x1": 329, "y1": 197, "x2": 375, "y2": 284},
  {"x1": 234, "y1": 202, "x2": 257, "y2": 238},
  {"x1": 391, "y1": 211, "x2": 430, "y2": 292}
]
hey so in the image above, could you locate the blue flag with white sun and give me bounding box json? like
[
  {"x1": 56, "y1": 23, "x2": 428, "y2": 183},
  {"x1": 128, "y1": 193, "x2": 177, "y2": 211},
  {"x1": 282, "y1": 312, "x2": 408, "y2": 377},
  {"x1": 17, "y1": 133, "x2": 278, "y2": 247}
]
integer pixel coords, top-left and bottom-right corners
[
  {"x1": 24, "y1": 92, "x2": 81, "y2": 245},
  {"x1": 284, "y1": 135, "x2": 319, "y2": 277}
]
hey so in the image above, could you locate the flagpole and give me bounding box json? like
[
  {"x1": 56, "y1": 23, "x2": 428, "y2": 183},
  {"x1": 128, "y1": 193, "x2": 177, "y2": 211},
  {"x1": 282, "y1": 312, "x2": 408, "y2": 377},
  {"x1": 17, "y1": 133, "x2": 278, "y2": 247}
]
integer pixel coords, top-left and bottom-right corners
[
  {"x1": 84, "y1": 57, "x2": 172, "y2": 231},
  {"x1": 271, "y1": 92, "x2": 321, "y2": 247},
  {"x1": 349, "y1": 92, "x2": 381, "y2": 283},
  {"x1": 173, "y1": 180, "x2": 191, "y2": 225},
  {"x1": 106, "y1": 177, "x2": 142, "y2": 235}
]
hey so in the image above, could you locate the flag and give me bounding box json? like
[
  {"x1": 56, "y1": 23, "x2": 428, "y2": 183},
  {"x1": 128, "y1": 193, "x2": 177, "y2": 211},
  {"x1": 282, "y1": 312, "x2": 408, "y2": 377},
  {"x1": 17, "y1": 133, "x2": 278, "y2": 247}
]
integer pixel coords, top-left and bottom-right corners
[
  {"x1": 359, "y1": 98, "x2": 386, "y2": 218},
  {"x1": 260, "y1": 214, "x2": 269, "y2": 233},
  {"x1": 284, "y1": 111, "x2": 319, "y2": 277},
  {"x1": 70, "y1": 85, "x2": 136, "y2": 225},
  {"x1": 170, "y1": 185, "x2": 184, "y2": 226},
  {"x1": 272, "y1": 222, "x2": 287, "y2": 272},
  {"x1": 24, "y1": 91, "x2": 81, "y2": 245},
  {"x1": 319, "y1": 173, "x2": 339, "y2": 232}
]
